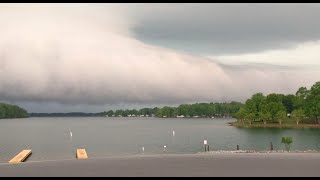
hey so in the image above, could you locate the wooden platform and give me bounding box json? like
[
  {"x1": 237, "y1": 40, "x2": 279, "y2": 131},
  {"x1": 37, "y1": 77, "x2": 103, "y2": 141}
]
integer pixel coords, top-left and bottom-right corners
[
  {"x1": 8, "y1": 150, "x2": 32, "y2": 163},
  {"x1": 76, "y1": 149, "x2": 88, "y2": 159}
]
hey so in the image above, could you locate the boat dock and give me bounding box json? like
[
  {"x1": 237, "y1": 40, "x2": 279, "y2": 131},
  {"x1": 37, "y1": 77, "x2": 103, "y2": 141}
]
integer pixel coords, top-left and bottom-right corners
[
  {"x1": 76, "y1": 149, "x2": 88, "y2": 159},
  {"x1": 8, "y1": 150, "x2": 32, "y2": 163}
]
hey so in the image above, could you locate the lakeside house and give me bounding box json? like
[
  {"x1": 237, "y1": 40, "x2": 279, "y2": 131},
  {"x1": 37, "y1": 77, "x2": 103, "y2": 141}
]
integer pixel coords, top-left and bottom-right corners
[{"x1": 106, "y1": 113, "x2": 231, "y2": 118}]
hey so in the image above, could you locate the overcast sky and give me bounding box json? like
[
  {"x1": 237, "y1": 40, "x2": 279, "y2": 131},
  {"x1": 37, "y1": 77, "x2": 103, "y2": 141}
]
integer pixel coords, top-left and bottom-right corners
[{"x1": 0, "y1": 3, "x2": 319, "y2": 113}]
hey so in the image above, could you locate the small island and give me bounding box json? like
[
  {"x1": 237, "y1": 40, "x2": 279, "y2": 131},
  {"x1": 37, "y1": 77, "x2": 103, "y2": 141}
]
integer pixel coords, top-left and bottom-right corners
[
  {"x1": 0, "y1": 102, "x2": 29, "y2": 119},
  {"x1": 231, "y1": 81, "x2": 320, "y2": 128}
]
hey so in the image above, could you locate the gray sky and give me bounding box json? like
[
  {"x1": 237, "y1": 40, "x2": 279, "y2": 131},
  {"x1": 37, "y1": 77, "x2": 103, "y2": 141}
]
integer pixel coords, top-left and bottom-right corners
[
  {"x1": 132, "y1": 3, "x2": 320, "y2": 55},
  {"x1": 0, "y1": 3, "x2": 320, "y2": 113}
]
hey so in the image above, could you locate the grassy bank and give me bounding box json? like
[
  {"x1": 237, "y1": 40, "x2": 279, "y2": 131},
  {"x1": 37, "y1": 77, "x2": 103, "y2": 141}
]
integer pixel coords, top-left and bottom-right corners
[{"x1": 231, "y1": 120, "x2": 320, "y2": 128}]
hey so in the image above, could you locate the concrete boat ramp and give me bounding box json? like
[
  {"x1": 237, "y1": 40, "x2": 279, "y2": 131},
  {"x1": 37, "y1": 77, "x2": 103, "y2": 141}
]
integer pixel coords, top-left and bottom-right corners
[{"x1": 1, "y1": 153, "x2": 320, "y2": 177}]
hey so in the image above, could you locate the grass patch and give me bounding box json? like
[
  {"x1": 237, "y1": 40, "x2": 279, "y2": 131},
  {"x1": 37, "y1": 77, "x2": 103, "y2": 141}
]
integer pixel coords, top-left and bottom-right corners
[{"x1": 231, "y1": 120, "x2": 320, "y2": 129}]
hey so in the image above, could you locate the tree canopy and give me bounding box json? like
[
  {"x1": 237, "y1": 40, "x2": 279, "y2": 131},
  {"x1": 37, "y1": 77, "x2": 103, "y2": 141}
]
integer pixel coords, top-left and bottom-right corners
[
  {"x1": 100, "y1": 101, "x2": 243, "y2": 118},
  {"x1": 233, "y1": 81, "x2": 320, "y2": 124},
  {"x1": 0, "y1": 103, "x2": 29, "y2": 119}
]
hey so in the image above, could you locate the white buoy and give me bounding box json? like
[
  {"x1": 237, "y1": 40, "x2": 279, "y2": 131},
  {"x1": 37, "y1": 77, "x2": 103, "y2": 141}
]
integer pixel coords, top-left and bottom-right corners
[
  {"x1": 142, "y1": 146, "x2": 144, "y2": 152},
  {"x1": 172, "y1": 130, "x2": 175, "y2": 136},
  {"x1": 70, "y1": 131, "x2": 72, "y2": 137},
  {"x1": 204, "y1": 139, "x2": 208, "y2": 152},
  {"x1": 163, "y1": 145, "x2": 166, "y2": 152}
]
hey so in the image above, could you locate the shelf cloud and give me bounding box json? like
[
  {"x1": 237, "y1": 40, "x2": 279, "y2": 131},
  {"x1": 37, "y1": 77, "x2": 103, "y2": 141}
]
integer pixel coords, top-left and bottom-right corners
[{"x1": 0, "y1": 4, "x2": 319, "y2": 112}]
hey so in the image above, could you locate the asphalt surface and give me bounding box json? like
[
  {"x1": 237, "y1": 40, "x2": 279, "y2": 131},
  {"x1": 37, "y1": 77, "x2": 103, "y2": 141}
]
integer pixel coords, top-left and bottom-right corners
[{"x1": 0, "y1": 153, "x2": 319, "y2": 177}]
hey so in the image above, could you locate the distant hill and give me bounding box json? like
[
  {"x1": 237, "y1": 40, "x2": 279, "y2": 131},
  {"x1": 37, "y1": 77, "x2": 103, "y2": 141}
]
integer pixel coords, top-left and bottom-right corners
[{"x1": 0, "y1": 102, "x2": 29, "y2": 119}]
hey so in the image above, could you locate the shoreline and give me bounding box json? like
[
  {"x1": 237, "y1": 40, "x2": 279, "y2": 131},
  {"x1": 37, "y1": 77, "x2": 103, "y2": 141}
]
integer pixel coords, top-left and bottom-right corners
[
  {"x1": 229, "y1": 121, "x2": 320, "y2": 129},
  {"x1": 1, "y1": 153, "x2": 320, "y2": 176},
  {"x1": 198, "y1": 149, "x2": 320, "y2": 154},
  {"x1": 1, "y1": 150, "x2": 319, "y2": 165}
]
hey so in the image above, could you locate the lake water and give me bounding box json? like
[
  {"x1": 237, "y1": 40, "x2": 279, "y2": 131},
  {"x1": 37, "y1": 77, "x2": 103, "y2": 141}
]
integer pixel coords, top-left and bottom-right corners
[{"x1": 1, "y1": 117, "x2": 320, "y2": 163}]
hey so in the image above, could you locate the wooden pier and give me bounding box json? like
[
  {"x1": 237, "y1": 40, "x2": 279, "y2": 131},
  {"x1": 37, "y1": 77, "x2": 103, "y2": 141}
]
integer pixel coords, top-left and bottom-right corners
[
  {"x1": 8, "y1": 150, "x2": 32, "y2": 163},
  {"x1": 76, "y1": 149, "x2": 88, "y2": 159}
]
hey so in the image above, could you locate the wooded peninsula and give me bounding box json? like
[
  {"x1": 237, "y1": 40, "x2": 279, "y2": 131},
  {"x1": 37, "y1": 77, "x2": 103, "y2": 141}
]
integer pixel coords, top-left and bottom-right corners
[
  {"x1": 0, "y1": 103, "x2": 29, "y2": 119},
  {"x1": 232, "y1": 81, "x2": 320, "y2": 128}
]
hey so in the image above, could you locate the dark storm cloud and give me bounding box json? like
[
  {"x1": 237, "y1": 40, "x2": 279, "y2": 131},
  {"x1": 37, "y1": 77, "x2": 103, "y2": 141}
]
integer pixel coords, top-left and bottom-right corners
[
  {"x1": 0, "y1": 4, "x2": 319, "y2": 113},
  {"x1": 131, "y1": 3, "x2": 320, "y2": 55}
]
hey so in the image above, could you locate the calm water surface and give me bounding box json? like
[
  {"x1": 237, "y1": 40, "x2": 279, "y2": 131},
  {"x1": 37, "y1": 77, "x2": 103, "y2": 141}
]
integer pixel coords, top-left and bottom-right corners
[{"x1": 1, "y1": 117, "x2": 320, "y2": 162}]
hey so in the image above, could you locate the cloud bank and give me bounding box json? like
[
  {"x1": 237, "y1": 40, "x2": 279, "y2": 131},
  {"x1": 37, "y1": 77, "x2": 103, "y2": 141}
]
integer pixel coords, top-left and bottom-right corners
[
  {"x1": 212, "y1": 41, "x2": 320, "y2": 67},
  {"x1": 0, "y1": 4, "x2": 319, "y2": 112},
  {"x1": 131, "y1": 3, "x2": 320, "y2": 55}
]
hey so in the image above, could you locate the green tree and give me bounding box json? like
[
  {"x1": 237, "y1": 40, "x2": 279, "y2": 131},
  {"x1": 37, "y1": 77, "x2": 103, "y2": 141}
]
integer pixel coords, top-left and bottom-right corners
[
  {"x1": 276, "y1": 110, "x2": 287, "y2": 125},
  {"x1": 305, "y1": 82, "x2": 320, "y2": 123},
  {"x1": 291, "y1": 109, "x2": 304, "y2": 125},
  {"x1": 281, "y1": 137, "x2": 293, "y2": 152},
  {"x1": 244, "y1": 99, "x2": 258, "y2": 121},
  {"x1": 245, "y1": 113, "x2": 255, "y2": 126},
  {"x1": 106, "y1": 110, "x2": 114, "y2": 117},
  {"x1": 180, "y1": 104, "x2": 191, "y2": 116},
  {"x1": 293, "y1": 87, "x2": 309, "y2": 110},
  {"x1": 251, "y1": 93, "x2": 265, "y2": 113},
  {"x1": 115, "y1": 110, "x2": 123, "y2": 117},
  {"x1": 0, "y1": 104, "x2": 6, "y2": 119},
  {"x1": 156, "y1": 108, "x2": 163, "y2": 117},
  {"x1": 208, "y1": 104, "x2": 216, "y2": 117},
  {"x1": 282, "y1": 94, "x2": 295, "y2": 113},
  {"x1": 233, "y1": 107, "x2": 247, "y2": 125},
  {"x1": 132, "y1": 109, "x2": 138, "y2": 116},
  {"x1": 267, "y1": 102, "x2": 286, "y2": 122},
  {"x1": 266, "y1": 93, "x2": 282, "y2": 104},
  {"x1": 259, "y1": 112, "x2": 271, "y2": 126},
  {"x1": 152, "y1": 107, "x2": 159, "y2": 116},
  {"x1": 296, "y1": 87, "x2": 309, "y2": 99},
  {"x1": 259, "y1": 98, "x2": 270, "y2": 125}
]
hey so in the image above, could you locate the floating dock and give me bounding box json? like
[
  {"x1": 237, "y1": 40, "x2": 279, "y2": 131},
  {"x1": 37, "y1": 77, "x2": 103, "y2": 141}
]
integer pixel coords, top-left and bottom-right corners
[
  {"x1": 76, "y1": 149, "x2": 88, "y2": 159},
  {"x1": 8, "y1": 150, "x2": 32, "y2": 163}
]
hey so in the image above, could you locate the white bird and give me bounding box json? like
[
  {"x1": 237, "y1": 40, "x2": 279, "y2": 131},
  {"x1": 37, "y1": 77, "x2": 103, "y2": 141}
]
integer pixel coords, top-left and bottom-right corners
[
  {"x1": 70, "y1": 131, "x2": 72, "y2": 137},
  {"x1": 142, "y1": 147, "x2": 144, "y2": 152},
  {"x1": 172, "y1": 130, "x2": 175, "y2": 136}
]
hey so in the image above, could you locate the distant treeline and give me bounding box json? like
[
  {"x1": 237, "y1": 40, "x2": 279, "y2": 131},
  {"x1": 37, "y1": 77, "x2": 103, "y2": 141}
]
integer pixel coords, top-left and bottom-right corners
[
  {"x1": 99, "y1": 101, "x2": 244, "y2": 118},
  {"x1": 0, "y1": 102, "x2": 29, "y2": 119},
  {"x1": 233, "y1": 81, "x2": 320, "y2": 125},
  {"x1": 29, "y1": 112, "x2": 100, "y2": 117}
]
